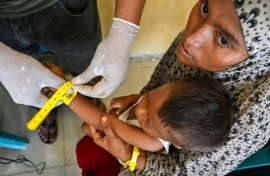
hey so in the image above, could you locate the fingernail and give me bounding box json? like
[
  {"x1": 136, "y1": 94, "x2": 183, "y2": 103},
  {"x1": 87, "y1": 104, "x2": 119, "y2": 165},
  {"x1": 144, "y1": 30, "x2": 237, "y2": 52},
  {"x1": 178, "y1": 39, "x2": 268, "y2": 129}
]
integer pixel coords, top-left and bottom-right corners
[
  {"x1": 112, "y1": 104, "x2": 121, "y2": 108},
  {"x1": 101, "y1": 117, "x2": 107, "y2": 122}
]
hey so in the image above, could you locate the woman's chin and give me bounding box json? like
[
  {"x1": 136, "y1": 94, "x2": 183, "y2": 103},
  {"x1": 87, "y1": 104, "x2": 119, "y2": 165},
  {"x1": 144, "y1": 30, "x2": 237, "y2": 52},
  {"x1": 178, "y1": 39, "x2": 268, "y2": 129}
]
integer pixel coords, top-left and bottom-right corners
[{"x1": 176, "y1": 50, "x2": 189, "y2": 66}]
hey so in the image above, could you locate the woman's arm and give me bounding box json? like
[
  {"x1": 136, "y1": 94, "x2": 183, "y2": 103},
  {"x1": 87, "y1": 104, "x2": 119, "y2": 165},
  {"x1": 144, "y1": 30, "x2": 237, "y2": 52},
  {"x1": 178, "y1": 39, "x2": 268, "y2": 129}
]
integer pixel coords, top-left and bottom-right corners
[
  {"x1": 68, "y1": 93, "x2": 163, "y2": 152},
  {"x1": 114, "y1": 0, "x2": 146, "y2": 25}
]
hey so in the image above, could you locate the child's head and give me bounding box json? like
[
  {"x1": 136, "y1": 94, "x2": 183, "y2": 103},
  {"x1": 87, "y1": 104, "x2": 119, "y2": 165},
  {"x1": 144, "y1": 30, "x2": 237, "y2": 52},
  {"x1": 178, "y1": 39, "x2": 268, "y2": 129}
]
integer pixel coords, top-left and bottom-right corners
[{"x1": 135, "y1": 77, "x2": 233, "y2": 152}]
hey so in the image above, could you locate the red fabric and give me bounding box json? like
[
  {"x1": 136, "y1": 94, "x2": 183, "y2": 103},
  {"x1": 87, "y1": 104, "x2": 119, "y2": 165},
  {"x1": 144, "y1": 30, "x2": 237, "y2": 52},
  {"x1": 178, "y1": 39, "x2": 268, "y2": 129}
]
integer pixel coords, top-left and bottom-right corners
[{"x1": 76, "y1": 135, "x2": 121, "y2": 176}]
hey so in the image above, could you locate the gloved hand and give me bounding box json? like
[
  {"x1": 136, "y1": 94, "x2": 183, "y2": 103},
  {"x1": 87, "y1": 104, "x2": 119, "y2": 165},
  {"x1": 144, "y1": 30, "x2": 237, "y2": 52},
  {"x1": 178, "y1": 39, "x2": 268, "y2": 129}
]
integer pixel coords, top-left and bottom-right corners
[
  {"x1": 72, "y1": 18, "x2": 139, "y2": 98},
  {"x1": 0, "y1": 42, "x2": 65, "y2": 108}
]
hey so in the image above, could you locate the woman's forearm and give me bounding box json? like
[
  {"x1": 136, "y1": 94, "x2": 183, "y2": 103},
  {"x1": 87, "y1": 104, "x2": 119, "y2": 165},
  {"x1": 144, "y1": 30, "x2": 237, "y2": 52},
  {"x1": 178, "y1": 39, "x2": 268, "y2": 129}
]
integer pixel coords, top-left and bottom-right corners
[{"x1": 114, "y1": 0, "x2": 146, "y2": 25}]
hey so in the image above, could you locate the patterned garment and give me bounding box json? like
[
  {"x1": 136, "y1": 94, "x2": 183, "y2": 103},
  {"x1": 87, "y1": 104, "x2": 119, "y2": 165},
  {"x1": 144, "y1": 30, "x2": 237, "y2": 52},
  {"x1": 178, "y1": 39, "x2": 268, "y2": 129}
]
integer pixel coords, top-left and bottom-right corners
[{"x1": 139, "y1": 0, "x2": 270, "y2": 175}]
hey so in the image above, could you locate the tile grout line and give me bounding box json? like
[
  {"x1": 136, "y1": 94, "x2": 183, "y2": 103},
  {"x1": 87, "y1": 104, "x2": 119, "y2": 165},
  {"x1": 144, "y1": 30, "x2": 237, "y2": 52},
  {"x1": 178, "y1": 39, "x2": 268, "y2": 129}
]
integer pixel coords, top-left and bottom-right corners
[{"x1": 60, "y1": 106, "x2": 67, "y2": 176}]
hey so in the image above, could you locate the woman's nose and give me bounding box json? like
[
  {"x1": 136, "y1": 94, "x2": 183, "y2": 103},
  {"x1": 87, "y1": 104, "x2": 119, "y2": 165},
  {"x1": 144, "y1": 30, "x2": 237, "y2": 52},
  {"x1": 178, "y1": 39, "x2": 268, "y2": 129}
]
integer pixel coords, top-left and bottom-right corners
[{"x1": 184, "y1": 23, "x2": 211, "y2": 49}]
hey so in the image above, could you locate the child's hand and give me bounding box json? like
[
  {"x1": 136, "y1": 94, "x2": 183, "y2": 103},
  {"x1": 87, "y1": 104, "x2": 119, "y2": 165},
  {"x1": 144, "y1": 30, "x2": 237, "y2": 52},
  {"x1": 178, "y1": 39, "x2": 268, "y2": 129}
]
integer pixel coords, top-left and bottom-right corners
[
  {"x1": 44, "y1": 63, "x2": 66, "y2": 80},
  {"x1": 109, "y1": 94, "x2": 142, "y2": 116}
]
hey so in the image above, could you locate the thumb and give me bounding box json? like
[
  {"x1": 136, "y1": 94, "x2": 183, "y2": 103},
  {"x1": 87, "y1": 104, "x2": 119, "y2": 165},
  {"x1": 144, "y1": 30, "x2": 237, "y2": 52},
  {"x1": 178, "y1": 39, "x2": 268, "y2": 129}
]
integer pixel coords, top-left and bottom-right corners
[
  {"x1": 73, "y1": 78, "x2": 115, "y2": 98},
  {"x1": 44, "y1": 75, "x2": 65, "y2": 90},
  {"x1": 72, "y1": 68, "x2": 97, "y2": 84},
  {"x1": 100, "y1": 116, "x2": 114, "y2": 140}
]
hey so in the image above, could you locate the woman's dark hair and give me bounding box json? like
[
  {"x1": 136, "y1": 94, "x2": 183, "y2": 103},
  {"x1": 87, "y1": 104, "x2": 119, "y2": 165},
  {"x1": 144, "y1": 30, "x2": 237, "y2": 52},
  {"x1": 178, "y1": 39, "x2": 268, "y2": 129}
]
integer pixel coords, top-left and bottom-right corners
[{"x1": 158, "y1": 77, "x2": 233, "y2": 152}]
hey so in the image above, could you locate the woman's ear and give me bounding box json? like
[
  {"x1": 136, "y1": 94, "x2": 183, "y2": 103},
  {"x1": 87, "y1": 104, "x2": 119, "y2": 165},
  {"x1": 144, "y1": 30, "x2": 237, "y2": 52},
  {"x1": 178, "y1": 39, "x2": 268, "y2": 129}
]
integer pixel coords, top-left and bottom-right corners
[{"x1": 135, "y1": 95, "x2": 149, "y2": 120}]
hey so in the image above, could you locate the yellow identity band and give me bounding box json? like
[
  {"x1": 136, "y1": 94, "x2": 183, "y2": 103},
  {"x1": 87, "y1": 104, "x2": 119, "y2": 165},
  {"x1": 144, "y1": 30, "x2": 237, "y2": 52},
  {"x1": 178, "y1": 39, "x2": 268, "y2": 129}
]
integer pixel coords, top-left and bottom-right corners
[
  {"x1": 60, "y1": 88, "x2": 77, "y2": 105},
  {"x1": 26, "y1": 81, "x2": 76, "y2": 131},
  {"x1": 124, "y1": 146, "x2": 140, "y2": 171}
]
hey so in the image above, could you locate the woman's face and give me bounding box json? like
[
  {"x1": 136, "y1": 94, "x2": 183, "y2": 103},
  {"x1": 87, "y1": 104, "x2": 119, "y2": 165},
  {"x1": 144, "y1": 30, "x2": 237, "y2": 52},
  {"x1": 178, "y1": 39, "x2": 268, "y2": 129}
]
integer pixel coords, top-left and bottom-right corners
[{"x1": 176, "y1": 0, "x2": 249, "y2": 71}]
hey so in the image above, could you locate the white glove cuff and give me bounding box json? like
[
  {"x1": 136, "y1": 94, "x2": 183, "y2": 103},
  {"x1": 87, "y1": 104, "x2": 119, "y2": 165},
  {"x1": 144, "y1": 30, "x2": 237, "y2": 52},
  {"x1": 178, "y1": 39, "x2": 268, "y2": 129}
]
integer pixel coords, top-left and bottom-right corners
[{"x1": 112, "y1": 18, "x2": 139, "y2": 36}]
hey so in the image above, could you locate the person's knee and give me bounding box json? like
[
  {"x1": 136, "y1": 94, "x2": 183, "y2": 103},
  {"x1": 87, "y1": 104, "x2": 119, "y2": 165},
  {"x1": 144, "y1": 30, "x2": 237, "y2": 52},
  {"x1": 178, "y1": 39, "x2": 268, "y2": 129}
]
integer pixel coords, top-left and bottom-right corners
[
  {"x1": 76, "y1": 135, "x2": 91, "y2": 169},
  {"x1": 76, "y1": 135, "x2": 121, "y2": 176}
]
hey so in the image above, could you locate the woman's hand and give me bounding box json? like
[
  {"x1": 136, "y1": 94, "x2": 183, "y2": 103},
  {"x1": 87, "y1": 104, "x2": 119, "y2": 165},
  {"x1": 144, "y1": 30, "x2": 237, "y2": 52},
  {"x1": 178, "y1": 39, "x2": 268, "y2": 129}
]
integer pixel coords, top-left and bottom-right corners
[
  {"x1": 89, "y1": 116, "x2": 133, "y2": 162},
  {"x1": 109, "y1": 94, "x2": 142, "y2": 116}
]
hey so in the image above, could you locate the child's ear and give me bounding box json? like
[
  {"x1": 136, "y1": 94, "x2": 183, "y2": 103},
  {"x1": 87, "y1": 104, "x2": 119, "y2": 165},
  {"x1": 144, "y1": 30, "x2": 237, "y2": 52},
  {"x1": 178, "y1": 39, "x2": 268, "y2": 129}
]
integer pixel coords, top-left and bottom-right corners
[
  {"x1": 135, "y1": 95, "x2": 149, "y2": 120},
  {"x1": 135, "y1": 107, "x2": 148, "y2": 120}
]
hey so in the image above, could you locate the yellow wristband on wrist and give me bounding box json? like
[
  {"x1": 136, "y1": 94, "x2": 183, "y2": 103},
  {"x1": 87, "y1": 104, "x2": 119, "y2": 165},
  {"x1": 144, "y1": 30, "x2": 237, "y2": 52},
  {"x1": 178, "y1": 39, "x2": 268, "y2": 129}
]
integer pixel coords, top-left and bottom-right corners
[
  {"x1": 124, "y1": 146, "x2": 140, "y2": 171},
  {"x1": 60, "y1": 88, "x2": 77, "y2": 105},
  {"x1": 26, "y1": 81, "x2": 76, "y2": 131}
]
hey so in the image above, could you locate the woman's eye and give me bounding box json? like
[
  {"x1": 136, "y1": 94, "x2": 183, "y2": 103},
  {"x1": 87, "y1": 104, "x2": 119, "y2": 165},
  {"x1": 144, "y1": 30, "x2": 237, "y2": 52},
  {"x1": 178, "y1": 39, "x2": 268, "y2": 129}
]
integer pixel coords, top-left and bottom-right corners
[
  {"x1": 218, "y1": 36, "x2": 230, "y2": 47},
  {"x1": 201, "y1": 2, "x2": 208, "y2": 16}
]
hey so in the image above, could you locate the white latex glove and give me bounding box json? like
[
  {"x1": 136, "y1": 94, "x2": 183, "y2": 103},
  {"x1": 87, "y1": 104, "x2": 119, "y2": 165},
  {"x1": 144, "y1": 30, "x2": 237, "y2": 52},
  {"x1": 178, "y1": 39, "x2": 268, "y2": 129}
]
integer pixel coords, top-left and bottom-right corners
[
  {"x1": 0, "y1": 42, "x2": 65, "y2": 108},
  {"x1": 72, "y1": 18, "x2": 139, "y2": 98}
]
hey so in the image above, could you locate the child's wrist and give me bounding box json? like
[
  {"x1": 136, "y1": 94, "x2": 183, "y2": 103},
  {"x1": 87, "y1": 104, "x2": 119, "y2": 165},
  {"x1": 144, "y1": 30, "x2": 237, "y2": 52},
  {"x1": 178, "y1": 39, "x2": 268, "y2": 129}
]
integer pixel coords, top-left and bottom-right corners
[
  {"x1": 122, "y1": 146, "x2": 140, "y2": 171},
  {"x1": 136, "y1": 149, "x2": 146, "y2": 170},
  {"x1": 60, "y1": 87, "x2": 77, "y2": 105}
]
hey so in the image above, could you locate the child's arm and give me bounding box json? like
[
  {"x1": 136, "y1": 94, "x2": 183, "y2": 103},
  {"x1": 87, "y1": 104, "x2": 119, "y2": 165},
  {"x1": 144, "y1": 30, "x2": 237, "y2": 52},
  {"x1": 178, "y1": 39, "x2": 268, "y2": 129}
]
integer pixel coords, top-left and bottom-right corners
[
  {"x1": 43, "y1": 64, "x2": 164, "y2": 152},
  {"x1": 68, "y1": 93, "x2": 164, "y2": 152}
]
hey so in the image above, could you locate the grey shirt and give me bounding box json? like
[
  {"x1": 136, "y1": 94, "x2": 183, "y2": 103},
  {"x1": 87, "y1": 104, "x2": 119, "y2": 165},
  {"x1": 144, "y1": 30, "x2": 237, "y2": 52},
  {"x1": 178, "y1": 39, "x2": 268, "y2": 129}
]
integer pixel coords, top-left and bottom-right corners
[{"x1": 0, "y1": 0, "x2": 58, "y2": 18}]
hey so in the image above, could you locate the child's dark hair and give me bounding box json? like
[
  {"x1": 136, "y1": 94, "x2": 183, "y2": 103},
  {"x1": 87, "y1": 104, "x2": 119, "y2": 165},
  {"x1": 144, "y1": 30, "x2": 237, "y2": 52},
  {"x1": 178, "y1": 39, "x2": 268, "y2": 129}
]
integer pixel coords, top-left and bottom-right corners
[{"x1": 158, "y1": 77, "x2": 233, "y2": 152}]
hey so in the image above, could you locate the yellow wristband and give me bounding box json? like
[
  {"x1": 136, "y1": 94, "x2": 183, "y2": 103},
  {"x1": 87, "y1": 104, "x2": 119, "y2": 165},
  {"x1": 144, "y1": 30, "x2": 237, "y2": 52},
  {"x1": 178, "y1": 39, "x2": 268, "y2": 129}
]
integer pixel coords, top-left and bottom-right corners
[
  {"x1": 60, "y1": 88, "x2": 77, "y2": 105},
  {"x1": 26, "y1": 81, "x2": 75, "y2": 131},
  {"x1": 124, "y1": 146, "x2": 140, "y2": 171}
]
